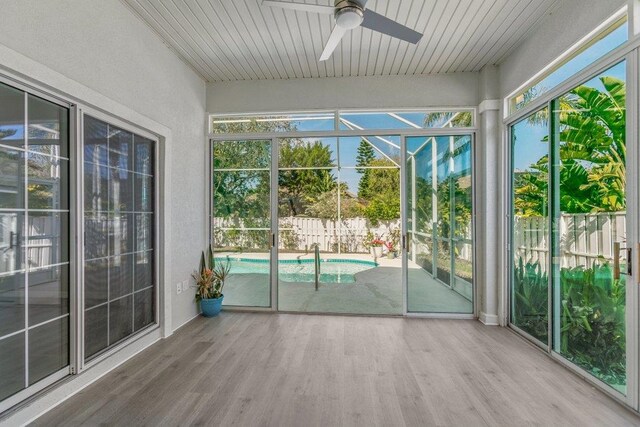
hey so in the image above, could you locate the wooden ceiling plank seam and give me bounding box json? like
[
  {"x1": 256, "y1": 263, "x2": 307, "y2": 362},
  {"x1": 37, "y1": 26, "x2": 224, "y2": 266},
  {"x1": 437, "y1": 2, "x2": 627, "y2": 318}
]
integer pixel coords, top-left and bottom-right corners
[
  {"x1": 398, "y1": 0, "x2": 446, "y2": 76},
  {"x1": 492, "y1": 0, "x2": 562, "y2": 66},
  {"x1": 214, "y1": 0, "x2": 271, "y2": 80},
  {"x1": 407, "y1": 0, "x2": 460, "y2": 75},
  {"x1": 239, "y1": 0, "x2": 288, "y2": 79},
  {"x1": 123, "y1": 0, "x2": 215, "y2": 81},
  {"x1": 442, "y1": 0, "x2": 500, "y2": 73},
  {"x1": 391, "y1": 0, "x2": 429, "y2": 76},
  {"x1": 456, "y1": 0, "x2": 521, "y2": 71},
  {"x1": 168, "y1": 0, "x2": 245, "y2": 81},
  {"x1": 372, "y1": 0, "x2": 395, "y2": 76},
  {"x1": 420, "y1": 0, "x2": 474, "y2": 75},
  {"x1": 463, "y1": 0, "x2": 533, "y2": 72},
  {"x1": 301, "y1": 0, "x2": 323, "y2": 78},
  {"x1": 382, "y1": 0, "x2": 412, "y2": 76},
  {"x1": 159, "y1": 0, "x2": 248, "y2": 80},
  {"x1": 478, "y1": 0, "x2": 552, "y2": 70},
  {"x1": 429, "y1": 0, "x2": 486, "y2": 74},
  {"x1": 227, "y1": 0, "x2": 281, "y2": 79},
  {"x1": 137, "y1": 0, "x2": 225, "y2": 81},
  {"x1": 365, "y1": 0, "x2": 383, "y2": 76},
  {"x1": 256, "y1": 0, "x2": 298, "y2": 79},
  {"x1": 265, "y1": 6, "x2": 306, "y2": 78},
  {"x1": 376, "y1": 0, "x2": 402, "y2": 76},
  {"x1": 285, "y1": 10, "x2": 313, "y2": 78},
  {"x1": 275, "y1": 9, "x2": 308, "y2": 78},
  {"x1": 191, "y1": 0, "x2": 260, "y2": 80}
]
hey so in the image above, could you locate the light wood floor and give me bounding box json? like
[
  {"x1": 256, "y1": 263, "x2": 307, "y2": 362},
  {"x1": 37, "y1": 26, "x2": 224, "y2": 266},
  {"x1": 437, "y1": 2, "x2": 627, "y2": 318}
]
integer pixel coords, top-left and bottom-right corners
[{"x1": 33, "y1": 313, "x2": 640, "y2": 426}]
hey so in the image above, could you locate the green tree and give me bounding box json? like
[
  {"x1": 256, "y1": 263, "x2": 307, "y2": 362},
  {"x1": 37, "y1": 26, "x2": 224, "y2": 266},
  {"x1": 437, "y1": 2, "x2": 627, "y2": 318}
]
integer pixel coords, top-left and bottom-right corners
[
  {"x1": 514, "y1": 77, "x2": 626, "y2": 215},
  {"x1": 278, "y1": 139, "x2": 336, "y2": 216},
  {"x1": 355, "y1": 139, "x2": 376, "y2": 198},
  {"x1": 361, "y1": 159, "x2": 400, "y2": 225}
]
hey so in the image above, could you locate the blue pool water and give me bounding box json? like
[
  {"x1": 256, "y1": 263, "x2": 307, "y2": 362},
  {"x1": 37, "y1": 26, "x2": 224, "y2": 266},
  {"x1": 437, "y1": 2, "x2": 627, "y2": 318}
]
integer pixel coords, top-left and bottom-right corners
[{"x1": 214, "y1": 257, "x2": 377, "y2": 284}]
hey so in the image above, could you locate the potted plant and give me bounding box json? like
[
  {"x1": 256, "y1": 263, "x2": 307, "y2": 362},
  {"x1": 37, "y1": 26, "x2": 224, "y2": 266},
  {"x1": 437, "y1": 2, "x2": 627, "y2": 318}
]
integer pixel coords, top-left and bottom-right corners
[
  {"x1": 384, "y1": 241, "x2": 396, "y2": 259},
  {"x1": 370, "y1": 236, "x2": 385, "y2": 259},
  {"x1": 193, "y1": 246, "x2": 230, "y2": 317}
]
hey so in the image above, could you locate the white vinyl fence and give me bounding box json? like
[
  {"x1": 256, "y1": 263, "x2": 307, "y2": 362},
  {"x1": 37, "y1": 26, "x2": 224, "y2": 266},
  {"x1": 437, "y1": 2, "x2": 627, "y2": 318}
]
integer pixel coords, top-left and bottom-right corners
[
  {"x1": 514, "y1": 212, "x2": 626, "y2": 269},
  {"x1": 214, "y1": 217, "x2": 400, "y2": 253}
]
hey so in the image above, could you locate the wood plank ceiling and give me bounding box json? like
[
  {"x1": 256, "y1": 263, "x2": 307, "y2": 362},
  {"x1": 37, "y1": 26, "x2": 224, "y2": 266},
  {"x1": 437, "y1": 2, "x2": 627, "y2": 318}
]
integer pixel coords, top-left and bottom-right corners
[{"x1": 121, "y1": 0, "x2": 562, "y2": 82}]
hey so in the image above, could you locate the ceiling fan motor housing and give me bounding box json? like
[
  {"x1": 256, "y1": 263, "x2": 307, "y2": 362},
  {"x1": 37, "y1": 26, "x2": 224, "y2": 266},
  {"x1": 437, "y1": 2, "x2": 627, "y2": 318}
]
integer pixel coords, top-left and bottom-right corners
[{"x1": 334, "y1": 0, "x2": 364, "y2": 30}]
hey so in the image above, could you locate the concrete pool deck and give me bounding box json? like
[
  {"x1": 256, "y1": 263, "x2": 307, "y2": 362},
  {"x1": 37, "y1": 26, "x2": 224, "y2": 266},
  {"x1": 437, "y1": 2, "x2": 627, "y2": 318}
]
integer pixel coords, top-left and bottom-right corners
[{"x1": 218, "y1": 252, "x2": 473, "y2": 315}]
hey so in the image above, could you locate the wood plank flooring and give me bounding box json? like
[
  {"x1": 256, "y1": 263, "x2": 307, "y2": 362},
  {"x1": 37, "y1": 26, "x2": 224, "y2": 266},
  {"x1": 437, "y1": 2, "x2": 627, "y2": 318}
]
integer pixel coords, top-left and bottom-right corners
[{"x1": 33, "y1": 313, "x2": 640, "y2": 426}]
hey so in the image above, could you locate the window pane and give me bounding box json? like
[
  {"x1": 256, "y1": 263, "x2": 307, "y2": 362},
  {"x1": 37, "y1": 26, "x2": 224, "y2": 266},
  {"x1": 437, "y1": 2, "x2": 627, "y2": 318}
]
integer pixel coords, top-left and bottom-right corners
[
  {"x1": 83, "y1": 115, "x2": 156, "y2": 361},
  {"x1": 84, "y1": 161, "x2": 108, "y2": 212},
  {"x1": 134, "y1": 288, "x2": 153, "y2": 331},
  {"x1": 0, "y1": 82, "x2": 25, "y2": 149},
  {"x1": 340, "y1": 110, "x2": 474, "y2": 130},
  {"x1": 511, "y1": 107, "x2": 549, "y2": 343},
  {"x1": 109, "y1": 295, "x2": 133, "y2": 344},
  {"x1": 0, "y1": 333, "x2": 25, "y2": 401},
  {"x1": 0, "y1": 211, "x2": 25, "y2": 273},
  {"x1": 109, "y1": 254, "x2": 134, "y2": 300},
  {"x1": 84, "y1": 305, "x2": 107, "y2": 359},
  {"x1": 0, "y1": 272, "x2": 25, "y2": 336},
  {"x1": 84, "y1": 116, "x2": 108, "y2": 165},
  {"x1": 29, "y1": 264, "x2": 69, "y2": 325},
  {"x1": 108, "y1": 126, "x2": 133, "y2": 171},
  {"x1": 338, "y1": 136, "x2": 400, "y2": 167},
  {"x1": 211, "y1": 113, "x2": 335, "y2": 133},
  {"x1": 28, "y1": 94, "x2": 68, "y2": 158},
  {"x1": 27, "y1": 211, "x2": 69, "y2": 268},
  {"x1": 213, "y1": 140, "x2": 271, "y2": 170},
  {"x1": 28, "y1": 316, "x2": 69, "y2": 385},
  {"x1": 85, "y1": 258, "x2": 108, "y2": 309},
  {"x1": 279, "y1": 138, "x2": 337, "y2": 168},
  {"x1": 0, "y1": 146, "x2": 25, "y2": 209},
  {"x1": 552, "y1": 61, "x2": 626, "y2": 393},
  {"x1": 213, "y1": 171, "x2": 270, "y2": 226},
  {"x1": 511, "y1": 19, "x2": 627, "y2": 113},
  {"x1": 27, "y1": 154, "x2": 68, "y2": 210}
]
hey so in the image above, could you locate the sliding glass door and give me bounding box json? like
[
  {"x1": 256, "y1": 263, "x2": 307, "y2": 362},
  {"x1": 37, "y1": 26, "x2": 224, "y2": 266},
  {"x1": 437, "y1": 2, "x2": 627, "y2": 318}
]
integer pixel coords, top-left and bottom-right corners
[
  {"x1": 276, "y1": 136, "x2": 402, "y2": 315},
  {"x1": 406, "y1": 135, "x2": 473, "y2": 314},
  {"x1": 212, "y1": 139, "x2": 272, "y2": 308},
  {"x1": 0, "y1": 81, "x2": 70, "y2": 403},
  {"x1": 510, "y1": 61, "x2": 627, "y2": 394}
]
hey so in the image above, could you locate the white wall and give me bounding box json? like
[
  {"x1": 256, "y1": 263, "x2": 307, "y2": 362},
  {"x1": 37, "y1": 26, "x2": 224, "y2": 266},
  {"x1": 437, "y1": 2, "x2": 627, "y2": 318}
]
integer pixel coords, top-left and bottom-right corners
[
  {"x1": 206, "y1": 73, "x2": 479, "y2": 113},
  {"x1": 0, "y1": 0, "x2": 206, "y2": 332},
  {"x1": 499, "y1": 0, "x2": 626, "y2": 98}
]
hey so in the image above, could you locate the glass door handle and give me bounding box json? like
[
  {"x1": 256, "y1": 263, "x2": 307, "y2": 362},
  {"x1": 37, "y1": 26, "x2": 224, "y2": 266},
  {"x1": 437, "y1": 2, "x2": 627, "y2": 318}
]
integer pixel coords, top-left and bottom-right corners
[{"x1": 626, "y1": 247, "x2": 633, "y2": 276}]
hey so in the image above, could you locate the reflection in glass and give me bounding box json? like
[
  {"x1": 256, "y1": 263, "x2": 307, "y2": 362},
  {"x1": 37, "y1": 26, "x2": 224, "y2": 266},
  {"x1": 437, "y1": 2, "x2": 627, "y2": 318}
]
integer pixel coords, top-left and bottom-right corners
[
  {"x1": 134, "y1": 288, "x2": 154, "y2": 331},
  {"x1": 0, "y1": 333, "x2": 25, "y2": 401},
  {"x1": 84, "y1": 305, "x2": 108, "y2": 359},
  {"x1": 27, "y1": 211, "x2": 69, "y2": 268},
  {"x1": 407, "y1": 135, "x2": 473, "y2": 314},
  {"x1": 0, "y1": 146, "x2": 24, "y2": 209},
  {"x1": 28, "y1": 317, "x2": 69, "y2": 385},
  {"x1": 0, "y1": 211, "x2": 25, "y2": 273},
  {"x1": 0, "y1": 272, "x2": 25, "y2": 336},
  {"x1": 511, "y1": 108, "x2": 549, "y2": 343},
  {"x1": 27, "y1": 94, "x2": 68, "y2": 158},
  {"x1": 0, "y1": 82, "x2": 25, "y2": 149},
  {"x1": 211, "y1": 113, "x2": 335, "y2": 134},
  {"x1": 83, "y1": 116, "x2": 156, "y2": 361},
  {"x1": 27, "y1": 154, "x2": 68, "y2": 210},
  {"x1": 28, "y1": 264, "x2": 69, "y2": 325},
  {"x1": 109, "y1": 295, "x2": 133, "y2": 344},
  {"x1": 552, "y1": 62, "x2": 627, "y2": 392},
  {"x1": 339, "y1": 111, "x2": 474, "y2": 130}
]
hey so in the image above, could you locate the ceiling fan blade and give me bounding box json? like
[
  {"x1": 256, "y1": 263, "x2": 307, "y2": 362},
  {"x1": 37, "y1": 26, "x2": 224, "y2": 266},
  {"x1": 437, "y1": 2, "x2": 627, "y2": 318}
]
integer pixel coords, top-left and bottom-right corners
[
  {"x1": 361, "y1": 9, "x2": 422, "y2": 44},
  {"x1": 262, "y1": 0, "x2": 334, "y2": 15},
  {"x1": 320, "y1": 25, "x2": 347, "y2": 61}
]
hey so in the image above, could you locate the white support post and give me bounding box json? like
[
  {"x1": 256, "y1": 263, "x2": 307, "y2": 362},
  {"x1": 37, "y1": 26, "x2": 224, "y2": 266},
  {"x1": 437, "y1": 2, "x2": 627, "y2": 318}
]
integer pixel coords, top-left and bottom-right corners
[{"x1": 478, "y1": 64, "x2": 501, "y2": 326}]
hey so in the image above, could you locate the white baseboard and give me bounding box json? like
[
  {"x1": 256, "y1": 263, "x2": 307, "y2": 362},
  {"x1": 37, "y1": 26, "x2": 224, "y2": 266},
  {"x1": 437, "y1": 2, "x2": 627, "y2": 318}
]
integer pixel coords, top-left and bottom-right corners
[{"x1": 479, "y1": 312, "x2": 499, "y2": 326}]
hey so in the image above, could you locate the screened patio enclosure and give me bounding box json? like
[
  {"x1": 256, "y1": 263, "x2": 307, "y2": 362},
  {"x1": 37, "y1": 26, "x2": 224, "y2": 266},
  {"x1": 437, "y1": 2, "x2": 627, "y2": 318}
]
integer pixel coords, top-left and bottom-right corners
[{"x1": 210, "y1": 111, "x2": 475, "y2": 315}]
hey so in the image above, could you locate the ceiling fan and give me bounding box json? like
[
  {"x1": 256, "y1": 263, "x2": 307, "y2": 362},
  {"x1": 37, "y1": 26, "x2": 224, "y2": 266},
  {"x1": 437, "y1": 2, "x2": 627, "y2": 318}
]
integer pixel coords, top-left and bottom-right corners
[{"x1": 262, "y1": 0, "x2": 423, "y2": 61}]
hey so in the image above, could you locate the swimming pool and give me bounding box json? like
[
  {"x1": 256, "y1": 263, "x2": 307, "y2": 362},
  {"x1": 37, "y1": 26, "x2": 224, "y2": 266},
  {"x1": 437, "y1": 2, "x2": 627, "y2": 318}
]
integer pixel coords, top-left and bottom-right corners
[{"x1": 214, "y1": 257, "x2": 377, "y2": 284}]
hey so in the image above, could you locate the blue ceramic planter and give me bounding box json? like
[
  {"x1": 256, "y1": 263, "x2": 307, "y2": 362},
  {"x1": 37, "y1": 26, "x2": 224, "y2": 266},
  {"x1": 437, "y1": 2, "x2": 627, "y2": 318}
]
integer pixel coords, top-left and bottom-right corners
[{"x1": 200, "y1": 295, "x2": 224, "y2": 317}]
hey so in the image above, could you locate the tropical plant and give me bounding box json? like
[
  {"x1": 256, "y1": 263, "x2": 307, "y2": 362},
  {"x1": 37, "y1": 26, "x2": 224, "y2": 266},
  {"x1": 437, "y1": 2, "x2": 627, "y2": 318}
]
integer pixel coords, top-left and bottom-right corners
[
  {"x1": 194, "y1": 245, "x2": 230, "y2": 300},
  {"x1": 512, "y1": 257, "x2": 548, "y2": 341}
]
